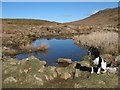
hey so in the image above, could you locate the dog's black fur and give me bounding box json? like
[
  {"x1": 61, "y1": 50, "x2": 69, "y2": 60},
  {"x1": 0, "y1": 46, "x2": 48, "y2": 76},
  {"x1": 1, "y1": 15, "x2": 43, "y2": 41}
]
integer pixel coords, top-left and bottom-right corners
[
  {"x1": 75, "y1": 63, "x2": 98, "y2": 73},
  {"x1": 88, "y1": 47, "x2": 99, "y2": 59}
]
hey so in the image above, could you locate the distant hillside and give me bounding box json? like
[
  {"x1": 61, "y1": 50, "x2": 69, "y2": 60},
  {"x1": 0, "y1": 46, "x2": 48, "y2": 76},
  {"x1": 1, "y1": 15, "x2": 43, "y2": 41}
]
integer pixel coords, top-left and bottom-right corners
[
  {"x1": 2, "y1": 19, "x2": 59, "y2": 26},
  {"x1": 66, "y1": 7, "x2": 119, "y2": 26}
]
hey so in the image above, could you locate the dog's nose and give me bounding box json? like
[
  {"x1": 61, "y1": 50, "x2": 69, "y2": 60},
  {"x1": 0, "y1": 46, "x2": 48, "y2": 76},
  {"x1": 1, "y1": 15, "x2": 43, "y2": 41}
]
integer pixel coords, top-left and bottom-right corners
[{"x1": 88, "y1": 51, "x2": 91, "y2": 55}]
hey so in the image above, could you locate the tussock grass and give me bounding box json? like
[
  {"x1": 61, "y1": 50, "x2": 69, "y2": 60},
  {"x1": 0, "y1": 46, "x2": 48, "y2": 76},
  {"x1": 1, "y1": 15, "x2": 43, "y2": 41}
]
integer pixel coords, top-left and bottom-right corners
[
  {"x1": 73, "y1": 31, "x2": 118, "y2": 53},
  {"x1": 39, "y1": 43, "x2": 49, "y2": 50},
  {"x1": 3, "y1": 43, "x2": 49, "y2": 56}
]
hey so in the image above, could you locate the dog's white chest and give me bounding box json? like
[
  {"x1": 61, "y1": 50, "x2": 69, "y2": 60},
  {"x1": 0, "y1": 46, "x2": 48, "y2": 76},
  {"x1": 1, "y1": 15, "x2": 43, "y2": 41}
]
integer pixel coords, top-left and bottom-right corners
[{"x1": 93, "y1": 57, "x2": 99, "y2": 65}]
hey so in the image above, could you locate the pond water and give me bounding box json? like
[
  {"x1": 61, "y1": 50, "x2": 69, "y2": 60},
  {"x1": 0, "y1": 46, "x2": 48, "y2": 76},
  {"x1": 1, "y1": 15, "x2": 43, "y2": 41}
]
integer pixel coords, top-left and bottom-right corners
[{"x1": 16, "y1": 39, "x2": 88, "y2": 66}]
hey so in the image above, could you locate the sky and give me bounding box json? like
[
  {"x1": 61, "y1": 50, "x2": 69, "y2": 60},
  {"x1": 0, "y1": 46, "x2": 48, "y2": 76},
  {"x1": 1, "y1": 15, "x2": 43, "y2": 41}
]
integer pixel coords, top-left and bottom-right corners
[{"x1": 2, "y1": 2, "x2": 118, "y2": 23}]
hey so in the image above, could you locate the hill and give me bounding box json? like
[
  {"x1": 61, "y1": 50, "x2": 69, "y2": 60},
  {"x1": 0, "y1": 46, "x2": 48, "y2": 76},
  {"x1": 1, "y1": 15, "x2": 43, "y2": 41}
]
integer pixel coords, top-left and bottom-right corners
[
  {"x1": 66, "y1": 7, "x2": 119, "y2": 26},
  {"x1": 2, "y1": 18, "x2": 59, "y2": 26}
]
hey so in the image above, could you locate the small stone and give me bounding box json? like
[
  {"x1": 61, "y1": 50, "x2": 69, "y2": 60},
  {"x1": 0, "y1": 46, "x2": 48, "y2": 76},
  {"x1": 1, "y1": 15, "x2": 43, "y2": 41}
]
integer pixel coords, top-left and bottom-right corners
[
  {"x1": 45, "y1": 75, "x2": 49, "y2": 81},
  {"x1": 26, "y1": 58, "x2": 29, "y2": 61},
  {"x1": 10, "y1": 62, "x2": 17, "y2": 65},
  {"x1": 4, "y1": 77, "x2": 17, "y2": 84},
  {"x1": 98, "y1": 80, "x2": 106, "y2": 86},
  {"x1": 24, "y1": 69, "x2": 29, "y2": 74},
  {"x1": 38, "y1": 66, "x2": 45, "y2": 73},
  {"x1": 18, "y1": 61, "x2": 21, "y2": 65},
  {"x1": 19, "y1": 69, "x2": 23, "y2": 73},
  {"x1": 34, "y1": 75, "x2": 43, "y2": 85},
  {"x1": 49, "y1": 76, "x2": 54, "y2": 80},
  {"x1": 75, "y1": 69, "x2": 79, "y2": 77},
  {"x1": 74, "y1": 83, "x2": 82, "y2": 88},
  {"x1": 4, "y1": 70, "x2": 7, "y2": 74},
  {"x1": 40, "y1": 61, "x2": 47, "y2": 66}
]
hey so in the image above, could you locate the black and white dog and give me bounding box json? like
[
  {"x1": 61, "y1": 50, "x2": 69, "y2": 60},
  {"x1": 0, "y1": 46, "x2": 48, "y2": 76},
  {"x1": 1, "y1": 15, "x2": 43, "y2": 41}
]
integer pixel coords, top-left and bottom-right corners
[{"x1": 88, "y1": 47, "x2": 107, "y2": 74}]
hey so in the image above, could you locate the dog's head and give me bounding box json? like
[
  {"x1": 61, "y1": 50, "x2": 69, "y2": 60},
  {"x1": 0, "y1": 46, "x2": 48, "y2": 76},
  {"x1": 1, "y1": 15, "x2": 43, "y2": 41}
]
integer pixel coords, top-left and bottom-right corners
[{"x1": 88, "y1": 47, "x2": 100, "y2": 60}]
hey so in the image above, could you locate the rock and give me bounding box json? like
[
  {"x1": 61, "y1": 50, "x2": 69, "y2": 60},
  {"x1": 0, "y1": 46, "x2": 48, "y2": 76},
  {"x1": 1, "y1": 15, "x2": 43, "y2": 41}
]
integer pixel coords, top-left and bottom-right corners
[
  {"x1": 106, "y1": 67, "x2": 118, "y2": 74},
  {"x1": 76, "y1": 60, "x2": 90, "y2": 67},
  {"x1": 115, "y1": 55, "x2": 120, "y2": 66},
  {"x1": 57, "y1": 58, "x2": 72, "y2": 64},
  {"x1": 3, "y1": 47, "x2": 9, "y2": 50},
  {"x1": 25, "y1": 58, "x2": 29, "y2": 61},
  {"x1": 44, "y1": 66, "x2": 57, "y2": 81},
  {"x1": 74, "y1": 83, "x2": 83, "y2": 88},
  {"x1": 24, "y1": 56, "x2": 47, "y2": 65},
  {"x1": 18, "y1": 61, "x2": 21, "y2": 65},
  {"x1": 40, "y1": 61, "x2": 47, "y2": 66},
  {"x1": 10, "y1": 62, "x2": 17, "y2": 65},
  {"x1": 25, "y1": 75, "x2": 44, "y2": 86},
  {"x1": 45, "y1": 75, "x2": 54, "y2": 81},
  {"x1": 60, "y1": 72, "x2": 71, "y2": 80},
  {"x1": 45, "y1": 75, "x2": 49, "y2": 81},
  {"x1": 38, "y1": 66, "x2": 45, "y2": 73},
  {"x1": 4, "y1": 70, "x2": 7, "y2": 74},
  {"x1": 55, "y1": 66, "x2": 75, "y2": 80},
  {"x1": 74, "y1": 69, "x2": 79, "y2": 77},
  {"x1": 24, "y1": 69, "x2": 29, "y2": 74},
  {"x1": 19, "y1": 69, "x2": 23, "y2": 74},
  {"x1": 21, "y1": 56, "x2": 47, "y2": 69},
  {"x1": 4, "y1": 77, "x2": 17, "y2": 84},
  {"x1": 33, "y1": 75, "x2": 43, "y2": 85},
  {"x1": 98, "y1": 80, "x2": 106, "y2": 86},
  {"x1": 46, "y1": 66, "x2": 57, "y2": 78}
]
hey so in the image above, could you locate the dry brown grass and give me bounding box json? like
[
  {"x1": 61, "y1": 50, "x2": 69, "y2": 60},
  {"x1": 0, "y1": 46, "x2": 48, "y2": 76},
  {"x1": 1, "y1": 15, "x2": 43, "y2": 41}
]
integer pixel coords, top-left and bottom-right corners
[
  {"x1": 73, "y1": 31, "x2": 118, "y2": 53},
  {"x1": 2, "y1": 43, "x2": 49, "y2": 56},
  {"x1": 35, "y1": 43, "x2": 49, "y2": 51}
]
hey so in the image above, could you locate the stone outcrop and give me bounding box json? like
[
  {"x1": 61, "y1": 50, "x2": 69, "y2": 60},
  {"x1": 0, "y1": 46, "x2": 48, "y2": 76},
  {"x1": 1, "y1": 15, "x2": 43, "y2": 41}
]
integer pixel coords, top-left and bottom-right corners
[{"x1": 2, "y1": 56, "x2": 119, "y2": 88}]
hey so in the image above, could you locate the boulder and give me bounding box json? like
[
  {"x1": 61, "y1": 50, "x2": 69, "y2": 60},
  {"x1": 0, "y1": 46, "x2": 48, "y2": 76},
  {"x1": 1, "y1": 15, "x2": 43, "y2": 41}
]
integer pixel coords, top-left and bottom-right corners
[
  {"x1": 57, "y1": 58, "x2": 72, "y2": 64},
  {"x1": 60, "y1": 72, "x2": 71, "y2": 80},
  {"x1": 106, "y1": 67, "x2": 118, "y2": 74},
  {"x1": 44, "y1": 66, "x2": 57, "y2": 81},
  {"x1": 21, "y1": 56, "x2": 47, "y2": 69}
]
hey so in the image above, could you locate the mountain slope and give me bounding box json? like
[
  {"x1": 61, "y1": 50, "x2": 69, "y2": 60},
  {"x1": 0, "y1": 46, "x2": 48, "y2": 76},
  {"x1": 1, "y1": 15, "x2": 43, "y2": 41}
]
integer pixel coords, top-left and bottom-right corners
[{"x1": 67, "y1": 7, "x2": 119, "y2": 26}]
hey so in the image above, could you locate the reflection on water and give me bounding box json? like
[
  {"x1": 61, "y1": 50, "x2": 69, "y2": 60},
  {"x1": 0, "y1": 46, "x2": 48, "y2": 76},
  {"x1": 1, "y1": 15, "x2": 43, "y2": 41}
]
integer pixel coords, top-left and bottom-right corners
[{"x1": 16, "y1": 39, "x2": 88, "y2": 66}]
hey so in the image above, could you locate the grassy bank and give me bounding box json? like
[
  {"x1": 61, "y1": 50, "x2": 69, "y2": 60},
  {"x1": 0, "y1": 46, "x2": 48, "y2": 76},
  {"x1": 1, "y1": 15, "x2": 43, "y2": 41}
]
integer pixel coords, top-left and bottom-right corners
[{"x1": 73, "y1": 31, "x2": 118, "y2": 54}]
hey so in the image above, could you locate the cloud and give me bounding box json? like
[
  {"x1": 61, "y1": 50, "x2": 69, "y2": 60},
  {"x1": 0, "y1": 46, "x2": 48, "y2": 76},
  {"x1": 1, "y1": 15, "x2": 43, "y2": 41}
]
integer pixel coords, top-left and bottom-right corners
[{"x1": 91, "y1": 10, "x2": 99, "y2": 15}]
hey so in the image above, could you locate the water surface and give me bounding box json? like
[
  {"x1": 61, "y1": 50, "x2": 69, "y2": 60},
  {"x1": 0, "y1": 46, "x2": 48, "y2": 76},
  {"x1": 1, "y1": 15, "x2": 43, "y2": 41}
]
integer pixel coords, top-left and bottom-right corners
[{"x1": 16, "y1": 39, "x2": 87, "y2": 66}]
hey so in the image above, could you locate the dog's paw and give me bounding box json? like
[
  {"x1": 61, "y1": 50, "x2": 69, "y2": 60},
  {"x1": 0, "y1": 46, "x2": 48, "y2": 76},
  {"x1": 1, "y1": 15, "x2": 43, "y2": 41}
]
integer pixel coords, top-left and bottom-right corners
[
  {"x1": 97, "y1": 72, "x2": 100, "y2": 75},
  {"x1": 91, "y1": 72, "x2": 94, "y2": 74},
  {"x1": 102, "y1": 70, "x2": 107, "y2": 74}
]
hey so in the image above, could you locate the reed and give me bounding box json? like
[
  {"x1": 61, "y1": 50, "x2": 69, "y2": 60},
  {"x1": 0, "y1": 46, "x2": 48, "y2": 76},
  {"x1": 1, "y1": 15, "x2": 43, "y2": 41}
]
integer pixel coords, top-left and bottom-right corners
[{"x1": 73, "y1": 31, "x2": 118, "y2": 54}]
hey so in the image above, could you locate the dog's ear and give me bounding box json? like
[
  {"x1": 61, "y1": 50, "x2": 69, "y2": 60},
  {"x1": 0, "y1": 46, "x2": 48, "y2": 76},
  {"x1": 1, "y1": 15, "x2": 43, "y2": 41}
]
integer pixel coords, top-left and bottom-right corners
[
  {"x1": 88, "y1": 47, "x2": 94, "y2": 55},
  {"x1": 88, "y1": 47, "x2": 93, "y2": 51}
]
